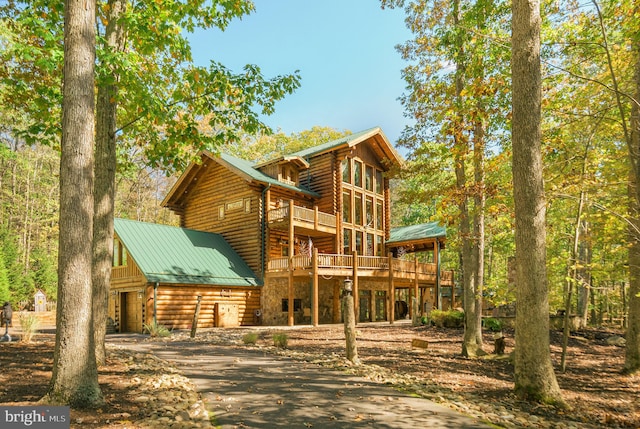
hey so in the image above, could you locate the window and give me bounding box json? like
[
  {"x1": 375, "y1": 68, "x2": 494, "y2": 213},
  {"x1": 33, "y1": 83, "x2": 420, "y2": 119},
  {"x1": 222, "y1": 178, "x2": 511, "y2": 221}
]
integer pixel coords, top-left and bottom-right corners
[
  {"x1": 366, "y1": 233, "x2": 374, "y2": 256},
  {"x1": 342, "y1": 158, "x2": 351, "y2": 183},
  {"x1": 376, "y1": 235, "x2": 384, "y2": 256},
  {"x1": 375, "y1": 170, "x2": 383, "y2": 194},
  {"x1": 343, "y1": 229, "x2": 352, "y2": 254},
  {"x1": 354, "y1": 193, "x2": 363, "y2": 225},
  {"x1": 113, "y1": 240, "x2": 127, "y2": 267},
  {"x1": 342, "y1": 190, "x2": 352, "y2": 223},
  {"x1": 282, "y1": 298, "x2": 302, "y2": 312},
  {"x1": 354, "y1": 161, "x2": 362, "y2": 188},
  {"x1": 366, "y1": 196, "x2": 374, "y2": 227},
  {"x1": 355, "y1": 231, "x2": 363, "y2": 255},
  {"x1": 376, "y1": 200, "x2": 383, "y2": 230},
  {"x1": 365, "y1": 166, "x2": 373, "y2": 191}
]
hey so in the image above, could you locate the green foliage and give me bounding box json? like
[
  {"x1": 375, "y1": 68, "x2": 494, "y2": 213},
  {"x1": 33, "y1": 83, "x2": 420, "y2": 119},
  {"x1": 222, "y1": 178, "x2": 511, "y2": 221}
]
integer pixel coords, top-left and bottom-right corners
[
  {"x1": 483, "y1": 317, "x2": 503, "y2": 332},
  {"x1": 0, "y1": 251, "x2": 10, "y2": 304},
  {"x1": 272, "y1": 332, "x2": 288, "y2": 348},
  {"x1": 420, "y1": 315, "x2": 430, "y2": 325},
  {"x1": 430, "y1": 310, "x2": 464, "y2": 328},
  {"x1": 18, "y1": 312, "x2": 39, "y2": 343},
  {"x1": 143, "y1": 321, "x2": 171, "y2": 338},
  {"x1": 242, "y1": 332, "x2": 259, "y2": 345}
]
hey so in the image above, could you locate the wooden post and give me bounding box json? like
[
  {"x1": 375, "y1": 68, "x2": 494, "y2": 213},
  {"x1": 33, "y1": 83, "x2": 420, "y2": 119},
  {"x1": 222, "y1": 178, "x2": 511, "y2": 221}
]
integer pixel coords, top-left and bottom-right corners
[
  {"x1": 434, "y1": 238, "x2": 441, "y2": 310},
  {"x1": 388, "y1": 253, "x2": 395, "y2": 324},
  {"x1": 312, "y1": 247, "x2": 319, "y2": 327},
  {"x1": 288, "y1": 257, "x2": 294, "y2": 326},
  {"x1": 314, "y1": 206, "x2": 319, "y2": 230},
  {"x1": 413, "y1": 258, "x2": 420, "y2": 325},
  {"x1": 352, "y1": 251, "x2": 359, "y2": 324},
  {"x1": 288, "y1": 199, "x2": 295, "y2": 327},
  {"x1": 343, "y1": 279, "x2": 359, "y2": 364},
  {"x1": 190, "y1": 295, "x2": 202, "y2": 338}
]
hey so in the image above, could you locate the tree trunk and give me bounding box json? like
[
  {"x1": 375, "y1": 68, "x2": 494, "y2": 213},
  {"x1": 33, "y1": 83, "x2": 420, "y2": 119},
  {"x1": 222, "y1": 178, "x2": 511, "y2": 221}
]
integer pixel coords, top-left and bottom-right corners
[
  {"x1": 511, "y1": 0, "x2": 564, "y2": 404},
  {"x1": 93, "y1": 0, "x2": 125, "y2": 367},
  {"x1": 625, "y1": 44, "x2": 640, "y2": 372},
  {"x1": 44, "y1": 0, "x2": 102, "y2": 407}
]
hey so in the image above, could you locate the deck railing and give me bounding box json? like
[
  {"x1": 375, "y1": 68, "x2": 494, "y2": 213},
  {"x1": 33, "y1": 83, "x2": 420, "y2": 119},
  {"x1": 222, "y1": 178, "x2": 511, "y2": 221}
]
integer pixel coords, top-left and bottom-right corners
[
  {"x1": 267, "y1": 253, "x2": 452, "y2": 284},
  {"x1": 267, "y1": 205, "x2": 337, "y2": 229}
]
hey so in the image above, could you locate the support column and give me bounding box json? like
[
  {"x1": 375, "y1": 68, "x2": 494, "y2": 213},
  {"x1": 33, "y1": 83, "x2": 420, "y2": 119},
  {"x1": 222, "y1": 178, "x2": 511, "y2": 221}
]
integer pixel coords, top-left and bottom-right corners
[
  {"x1": 312, "y1": 248, "x2": 319, "y2": 326},
  {"x1": 288, "y1": 257, "x2": 294, "y2": 326},
  {"x1": 435, "y1": 238, "x2": 441, "y2": 310},
  {"x1": 352, "y1": 251, "x2": 359, "y2": 324},
  {"x1": 413, "y1": 258, "x2": 419, "y2": 319},
  {"x1": 388, "y1": 253, "x2": 395, "y2": 324}
]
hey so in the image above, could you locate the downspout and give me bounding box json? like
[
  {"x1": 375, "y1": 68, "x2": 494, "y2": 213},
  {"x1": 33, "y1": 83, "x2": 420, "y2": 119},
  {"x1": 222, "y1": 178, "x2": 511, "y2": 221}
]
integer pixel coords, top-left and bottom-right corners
[
  {"x1": 153, "y1": 282, "x2": 158, "y2": 325},
  {"x1": 261, "y1": 184, "x2": 271, "y2": 277}
]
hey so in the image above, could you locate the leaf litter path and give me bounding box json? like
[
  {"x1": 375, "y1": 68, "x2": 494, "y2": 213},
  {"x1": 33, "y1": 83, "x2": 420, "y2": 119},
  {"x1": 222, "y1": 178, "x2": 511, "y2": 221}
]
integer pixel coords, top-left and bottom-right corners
[{"x1": 112, "y1": 337, "x2": 492, "y2": 429}]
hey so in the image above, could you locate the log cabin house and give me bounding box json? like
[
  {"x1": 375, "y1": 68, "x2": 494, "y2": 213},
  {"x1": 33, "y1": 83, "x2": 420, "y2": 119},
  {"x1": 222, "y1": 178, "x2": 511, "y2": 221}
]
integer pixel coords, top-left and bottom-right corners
[{"x1": 110, "y1": 127, "x2": 455, "y2": 331}]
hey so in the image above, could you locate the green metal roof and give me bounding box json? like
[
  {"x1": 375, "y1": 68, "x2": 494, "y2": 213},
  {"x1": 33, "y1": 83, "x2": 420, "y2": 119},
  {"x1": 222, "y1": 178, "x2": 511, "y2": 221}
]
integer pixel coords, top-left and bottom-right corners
[
  {"x1": 114, "y1": 218, "x2": 260, "y2": 286},
  {"x1": 219, "y1": 153, "x2": 320, "y2": 198},
  {"x1": 289, "y1": 127, "x2": 381, "y2": 159},
  {"x1": 387, "y1": 222, "x2": 447, "y2": 245}
]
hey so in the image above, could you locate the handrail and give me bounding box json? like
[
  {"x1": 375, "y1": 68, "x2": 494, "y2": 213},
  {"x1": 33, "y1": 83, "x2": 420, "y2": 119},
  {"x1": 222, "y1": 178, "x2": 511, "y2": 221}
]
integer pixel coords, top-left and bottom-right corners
[
  {"x1": 267, "y1": 253, "x2": 453, "y2": 283},
  {"x1": 267, "y1": 205, "x2": 337, "y2": 228}
]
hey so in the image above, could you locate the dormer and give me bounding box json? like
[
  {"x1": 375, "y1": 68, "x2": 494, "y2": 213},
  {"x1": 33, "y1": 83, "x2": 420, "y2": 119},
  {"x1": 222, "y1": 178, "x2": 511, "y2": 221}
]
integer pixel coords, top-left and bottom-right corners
[{"x1": 255, "y1": 155, "x2": 310, "y2": 187}]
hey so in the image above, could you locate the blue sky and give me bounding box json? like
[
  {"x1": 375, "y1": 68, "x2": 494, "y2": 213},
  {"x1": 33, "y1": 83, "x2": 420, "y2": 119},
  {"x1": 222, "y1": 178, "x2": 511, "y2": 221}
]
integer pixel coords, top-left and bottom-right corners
[{"x1": 189, "y1": 0, "x2": 413, "y2": 145}]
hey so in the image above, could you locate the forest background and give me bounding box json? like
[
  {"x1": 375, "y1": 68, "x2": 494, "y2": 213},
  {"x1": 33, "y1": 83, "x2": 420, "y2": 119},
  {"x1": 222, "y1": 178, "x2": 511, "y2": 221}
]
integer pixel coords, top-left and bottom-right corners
[{"x1": 0, "y1": 0, "x2": 633, "y2": 328}]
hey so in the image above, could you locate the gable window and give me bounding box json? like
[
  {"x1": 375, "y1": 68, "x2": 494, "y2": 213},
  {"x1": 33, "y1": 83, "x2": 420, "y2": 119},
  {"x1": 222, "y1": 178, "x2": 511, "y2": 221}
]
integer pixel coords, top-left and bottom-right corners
[
  {"x1": 113, "y1": 239, "x2": 127, "y2": 267},
  {"x1": 342, "y1": 158, "x2": 351, "y2": 183},
  {"x1": 376, "y1": 200, "x2": 383, "y2": 229},
  {"x1": 375, "y1": 170, "x2": 383, "y2": 194},
  {"x1": 365, "y1": 166, "x2": 373, "y2": 191},
  {"x1": 355, "y1": 231, "x2": 363, "y2": 255},
  {"x1": 354, "y1": 161, "x2": 362, "y2": 188},
  {"x1": 366, "y1": 196, "x2": 374, "y2": 227}
]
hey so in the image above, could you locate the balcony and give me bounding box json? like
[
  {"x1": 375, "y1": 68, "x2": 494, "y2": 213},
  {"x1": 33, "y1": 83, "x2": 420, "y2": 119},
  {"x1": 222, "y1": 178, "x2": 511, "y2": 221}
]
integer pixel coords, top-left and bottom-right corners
[
  {"x1": 267, "y1": 253, "x2": 454, "y2": 286},
  {"x1": 267, "y1": 204, "x2": 337, "y2": 236}
]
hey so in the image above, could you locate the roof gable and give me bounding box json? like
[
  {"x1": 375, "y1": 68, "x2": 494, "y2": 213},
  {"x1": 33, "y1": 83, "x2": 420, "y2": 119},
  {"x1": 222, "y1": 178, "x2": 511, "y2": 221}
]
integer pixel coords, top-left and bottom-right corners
[
  {"x1": 114, "y1": 218, "x2": 260, "y2": 286},
  {"x1": 387, "y1": 222, "x2": 447, "y2": 250}
]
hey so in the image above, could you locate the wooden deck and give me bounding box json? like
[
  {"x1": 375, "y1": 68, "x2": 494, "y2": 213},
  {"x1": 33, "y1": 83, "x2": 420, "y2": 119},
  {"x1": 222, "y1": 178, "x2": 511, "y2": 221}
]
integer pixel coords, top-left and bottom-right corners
[{"x1": 267, "y1": 253, "x2": 454, "y2": 286}]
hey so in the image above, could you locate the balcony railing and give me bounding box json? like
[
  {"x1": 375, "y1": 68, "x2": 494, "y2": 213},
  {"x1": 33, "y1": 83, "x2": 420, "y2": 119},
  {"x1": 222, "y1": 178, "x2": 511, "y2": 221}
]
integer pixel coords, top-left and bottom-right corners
[
  {"x1": 267, "y1": 204, "x2": 337, "y2": 231},
  {"x1": 267, "y1": 253, "x2": 454, "y2": 286}
]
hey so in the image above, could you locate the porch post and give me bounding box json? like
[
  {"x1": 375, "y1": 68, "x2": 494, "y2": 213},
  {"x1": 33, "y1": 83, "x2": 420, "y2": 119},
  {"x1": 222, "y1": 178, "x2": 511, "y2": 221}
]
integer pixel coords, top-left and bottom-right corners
[
  {"x1": 312, "y1": 248, "x2": 319, "y2": 326},
  {"x1": 435, "y1": 238, "x2": 441, "y2": 310},
  {"x1": 352, "y1": 251, "x2": 359, "y2": 324},
  {"x1": 388, "y1": 253, "x2": 395, "y2": 324},
  {"x1": 288, "y1": 257, "x2": 294, "y2": 326},
  {"x1": 413, "y1": 258, "x2": 419, "y2": 318}
]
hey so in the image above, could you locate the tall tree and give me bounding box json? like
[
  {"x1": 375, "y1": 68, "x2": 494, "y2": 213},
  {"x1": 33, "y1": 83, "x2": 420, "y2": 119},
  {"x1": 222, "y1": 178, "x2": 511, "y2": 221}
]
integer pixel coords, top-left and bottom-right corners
[
  {"x1": 511, "y1": 0, "x2": 563, "y2": 403},
  {"x1": 624, "y1": 16, "x2": 640, "y2": 373},
  {"x1": 43, "y1": 0, "x2": 102, "y2": 406}
]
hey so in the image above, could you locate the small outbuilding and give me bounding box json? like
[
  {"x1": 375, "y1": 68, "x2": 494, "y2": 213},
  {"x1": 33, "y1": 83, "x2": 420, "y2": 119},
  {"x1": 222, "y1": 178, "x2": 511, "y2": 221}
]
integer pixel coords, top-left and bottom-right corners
[
  {"x1": 110, "y1": 218, "x2": 261, "y2": 333},
  {"x1": 34, "y1": 289, "x2": 47, "y2": 312}
]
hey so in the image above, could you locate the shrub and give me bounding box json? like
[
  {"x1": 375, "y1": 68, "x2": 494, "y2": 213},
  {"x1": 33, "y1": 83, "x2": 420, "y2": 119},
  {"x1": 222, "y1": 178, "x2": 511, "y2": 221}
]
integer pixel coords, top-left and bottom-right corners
[
  {"x1": 272, "y1": 332, "x2": 288, "y2": 348},
  {"x1": 143, "y1": 321, "x2": 171, "y2": 338},
  {"x1": 19, "y1": 312, "x2": 39, "y2": 343},
  {"x1": 483, "y1": 317, "x2": 503, "y2": 332},
  {"x1": 420, "y1": 315, "x2": 430, "y2": 326},
  {"x1": 430, "y1": 309, "x2": 464, "y2": 328},
  {"x1": 242, "y1": 332, "x2": 259, "y2": 345}
]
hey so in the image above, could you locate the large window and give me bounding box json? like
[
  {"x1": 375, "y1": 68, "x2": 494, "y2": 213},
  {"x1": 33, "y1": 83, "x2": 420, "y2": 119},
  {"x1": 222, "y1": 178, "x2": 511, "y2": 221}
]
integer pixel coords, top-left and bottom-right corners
[
  {"x1": 341, "y1": 157, "x2": 386, "y2": 255},
  {"x1": 354, "y1": 193, "x2": 363, "y2": 226},
  {"x1": 354, "y1": 160, "x2": 362, "y2": 188},
  {"x1": 342, "y1": 190, "x2": 352, "y2": 223},
  {"x1": 342, "y1": 159, "x2": 351, "y2": 183},
  {"x1": 365, "y1": 166, "x2": 373, "y2": 191}
]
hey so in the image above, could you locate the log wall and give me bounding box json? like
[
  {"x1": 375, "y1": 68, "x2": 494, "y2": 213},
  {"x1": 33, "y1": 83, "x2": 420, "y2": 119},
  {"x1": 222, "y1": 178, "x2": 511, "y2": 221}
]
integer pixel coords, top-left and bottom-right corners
[
  {"x1": 147, "y1": 284, "x2": 262, "y2": 329},
  {"x1": 181, "y1": 162, "x2": 263, "y2": 276}
]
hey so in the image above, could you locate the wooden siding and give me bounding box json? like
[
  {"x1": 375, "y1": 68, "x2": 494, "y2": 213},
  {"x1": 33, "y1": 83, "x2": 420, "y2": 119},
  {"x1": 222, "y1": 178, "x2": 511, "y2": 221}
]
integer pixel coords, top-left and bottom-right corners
[
  {"x1": 149, "y1": 285, "x2": 261, "y2": 329},
  {"x1": 180, "y1": 162, "x2": 263, "y2": 276},
  {"x1": 301, "y1": 152, "x2": 336, "y2": 215}
]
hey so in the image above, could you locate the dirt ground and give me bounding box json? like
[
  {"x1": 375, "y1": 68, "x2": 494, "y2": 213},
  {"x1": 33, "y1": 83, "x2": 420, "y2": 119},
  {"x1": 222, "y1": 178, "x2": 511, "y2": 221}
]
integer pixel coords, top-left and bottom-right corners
[{"x1": 0, "y1": 323, "x2": 637, "y2": 428}]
